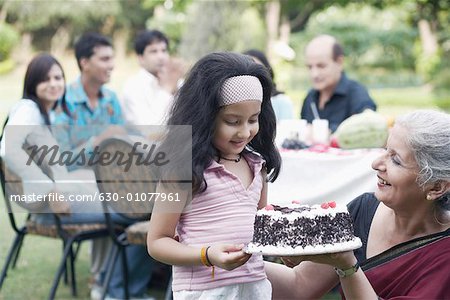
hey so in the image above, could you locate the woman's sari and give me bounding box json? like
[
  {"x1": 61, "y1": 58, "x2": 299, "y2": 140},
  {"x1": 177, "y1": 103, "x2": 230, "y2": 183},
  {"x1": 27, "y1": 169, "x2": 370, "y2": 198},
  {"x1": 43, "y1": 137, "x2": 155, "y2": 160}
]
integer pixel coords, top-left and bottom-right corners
[
  {"x1": 348, "y1": 193, "x2": 450, "y2": 299},
  {"x1": 360, "y1": 229, "x2": 450, "y2": 299}
]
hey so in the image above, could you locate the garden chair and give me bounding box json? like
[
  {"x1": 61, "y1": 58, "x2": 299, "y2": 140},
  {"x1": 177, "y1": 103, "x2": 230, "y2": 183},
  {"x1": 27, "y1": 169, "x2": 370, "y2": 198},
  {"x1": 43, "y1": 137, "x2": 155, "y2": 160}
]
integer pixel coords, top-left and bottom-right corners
[
  {"x1": 94, "y1": 136, "x2": 172, "y2": 300},
  {"x1": 0, "y1": 156, "x2": 113, "y2": 300}
]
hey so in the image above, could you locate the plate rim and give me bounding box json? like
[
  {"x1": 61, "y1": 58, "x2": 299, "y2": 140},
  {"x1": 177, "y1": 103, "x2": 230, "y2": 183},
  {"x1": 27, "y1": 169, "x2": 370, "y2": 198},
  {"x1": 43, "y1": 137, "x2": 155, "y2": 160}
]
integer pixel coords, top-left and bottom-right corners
[{"x1": 244, "y1": 238, "x2": 362, "y2": 256}]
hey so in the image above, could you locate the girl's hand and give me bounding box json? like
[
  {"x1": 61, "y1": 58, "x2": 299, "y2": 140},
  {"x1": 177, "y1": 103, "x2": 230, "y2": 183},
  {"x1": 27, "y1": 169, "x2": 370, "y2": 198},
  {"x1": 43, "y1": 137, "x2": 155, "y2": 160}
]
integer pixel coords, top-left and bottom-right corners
[
  {"x1": 282, "y1": 251, "x2": 356, "y2": 270},
  {"x1": 207, "y1": 244, "x2": 252, "y2": 271}
]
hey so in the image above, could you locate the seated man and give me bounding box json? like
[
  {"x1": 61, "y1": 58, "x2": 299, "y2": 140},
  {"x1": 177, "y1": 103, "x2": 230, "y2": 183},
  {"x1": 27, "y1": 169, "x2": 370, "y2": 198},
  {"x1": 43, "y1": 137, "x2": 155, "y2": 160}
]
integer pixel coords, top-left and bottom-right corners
[
  {"x1": 120, "y1": 29, "x2": 183, "y2": 126},
  {"x1": 300, "y1": 35, "x2": 376, "y2": 132},
  {"x1": 52, "y1": 32, "x2": 154, "y2": 300}
]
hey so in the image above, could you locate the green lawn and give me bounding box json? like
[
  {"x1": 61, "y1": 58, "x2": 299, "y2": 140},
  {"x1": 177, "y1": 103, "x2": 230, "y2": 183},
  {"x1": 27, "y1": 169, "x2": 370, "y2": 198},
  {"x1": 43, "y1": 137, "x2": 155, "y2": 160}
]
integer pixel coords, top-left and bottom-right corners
[
  {"x1": 0, "y1": 197, "x2": 93, "y2": 299},
  {"x1": 0, "y1": 195, "x2": 169, "y2": 300},
  {"x1": 286, "y1": 85, "x2": 444, "y2": 119},
  {"x1": 0, "y1": 195, "x2": 338, "y2": 300}
]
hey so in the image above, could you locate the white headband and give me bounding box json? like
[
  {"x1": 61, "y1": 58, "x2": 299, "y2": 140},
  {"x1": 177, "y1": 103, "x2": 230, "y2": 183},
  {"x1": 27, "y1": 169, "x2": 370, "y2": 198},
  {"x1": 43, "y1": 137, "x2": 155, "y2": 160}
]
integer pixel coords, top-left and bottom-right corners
[{"x1": 220, "y1": 75, "x2": 263, "y2": 107}]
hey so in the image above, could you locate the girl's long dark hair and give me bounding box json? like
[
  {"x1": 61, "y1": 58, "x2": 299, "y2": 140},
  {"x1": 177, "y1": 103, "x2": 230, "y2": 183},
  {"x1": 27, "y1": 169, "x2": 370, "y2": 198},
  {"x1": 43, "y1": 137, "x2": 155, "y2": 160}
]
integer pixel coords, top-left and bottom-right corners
[
  {"x1": 160, "y1": 52, "x2": 281, "y2": 195},
  {"x1": 23, "y1": 53, "x2": 69, "y2": 125}
]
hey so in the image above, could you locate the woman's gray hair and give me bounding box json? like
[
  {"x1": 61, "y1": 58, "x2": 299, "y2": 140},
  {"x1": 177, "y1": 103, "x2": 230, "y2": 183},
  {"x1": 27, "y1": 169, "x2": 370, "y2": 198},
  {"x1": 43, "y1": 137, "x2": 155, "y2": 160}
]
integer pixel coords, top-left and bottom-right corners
[{"x1": 395, "y1": 109, "x2": 450, "y2": 210}]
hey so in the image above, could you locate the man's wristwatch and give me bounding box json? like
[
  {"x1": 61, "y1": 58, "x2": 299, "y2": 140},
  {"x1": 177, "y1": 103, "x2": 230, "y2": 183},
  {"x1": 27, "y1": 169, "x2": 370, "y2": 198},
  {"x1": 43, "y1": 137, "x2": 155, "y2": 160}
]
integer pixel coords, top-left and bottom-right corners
[{"x1": 334, "y1": 262, "x2": 359, "y2": 278}]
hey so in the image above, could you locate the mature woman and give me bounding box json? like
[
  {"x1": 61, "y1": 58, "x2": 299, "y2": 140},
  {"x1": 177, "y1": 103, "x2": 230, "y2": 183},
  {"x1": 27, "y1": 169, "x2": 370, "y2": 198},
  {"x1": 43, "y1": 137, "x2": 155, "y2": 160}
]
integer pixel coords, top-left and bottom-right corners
[{"x1": 266, "y1": 109, "x2": 450, "y2": 299}]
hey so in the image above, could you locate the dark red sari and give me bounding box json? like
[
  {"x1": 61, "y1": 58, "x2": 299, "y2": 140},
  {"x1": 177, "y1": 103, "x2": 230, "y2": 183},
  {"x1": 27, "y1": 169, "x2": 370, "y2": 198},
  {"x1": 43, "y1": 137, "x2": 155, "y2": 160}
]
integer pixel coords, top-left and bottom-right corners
[
  {"x1": 343, "y1": 230, "x2": 450, "y2": 299},
  {"x1": 347, "y1": 193, "x2": 450, "y2": 299}
]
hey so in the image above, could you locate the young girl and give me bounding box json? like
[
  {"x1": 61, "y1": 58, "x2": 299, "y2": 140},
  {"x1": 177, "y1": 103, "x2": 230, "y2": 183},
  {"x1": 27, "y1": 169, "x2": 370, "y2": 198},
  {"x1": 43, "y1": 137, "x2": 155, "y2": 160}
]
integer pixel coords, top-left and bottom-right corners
[{"x1": 147, "y1": 52, "x2": 281, "y2": 299}]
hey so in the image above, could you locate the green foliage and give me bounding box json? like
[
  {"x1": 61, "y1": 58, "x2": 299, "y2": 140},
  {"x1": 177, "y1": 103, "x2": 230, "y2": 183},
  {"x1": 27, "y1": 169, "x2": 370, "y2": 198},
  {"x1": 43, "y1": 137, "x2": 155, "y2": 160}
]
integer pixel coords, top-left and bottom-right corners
[
  {"x1": 142, "y1": 0, "x2": 192, "y2": 12},
  {"x1": 370, "y1": 86, "x2": 437, "y2": 108},
  {"x1": 5, "y1": 0, "x2": 121, "y2": 50},
  {"x1": 278, "y1": 0, "x2": 354, "y2": 32},
  {"x1": 294, "y1": 4, "x2": 417, "y2": 69},
  {"x1": 415, "y1": 46, "x2": 441, "y2": 81},
  {"x1": 432, "y1": 52, "x2": 450, "y2": 109},
  {"x1": 147, "y1": 7, "x2": 187, "y2": 54},
  {"x1": 290, "y1": 4, "x2": 418, "y2": 87},
  {"x1": 6, "y1": 0, "x2": 121, "y2": 31},
  {"x1": 0, "y1": 58, "x2": 15, "y2": 74},
  {"x1": 178, "y1": 0, "x2": 266, "y2": 62},
  {"x1": 118, "y1": 0, "x2": 155, "y2": 30},
  {"x1": 112, "y1": 0, "x2": 160, "y2": 48},
  {"x1": 0, "y1": 23, "x2": 19, "y2": 62}
]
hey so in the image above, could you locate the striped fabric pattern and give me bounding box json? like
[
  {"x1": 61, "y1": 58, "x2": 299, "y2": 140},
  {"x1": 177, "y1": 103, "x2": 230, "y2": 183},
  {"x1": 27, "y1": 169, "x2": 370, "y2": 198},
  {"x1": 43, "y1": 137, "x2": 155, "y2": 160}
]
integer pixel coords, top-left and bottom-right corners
[{"x1": 172, "y1": 152, "x2": 267, "y2": 291}]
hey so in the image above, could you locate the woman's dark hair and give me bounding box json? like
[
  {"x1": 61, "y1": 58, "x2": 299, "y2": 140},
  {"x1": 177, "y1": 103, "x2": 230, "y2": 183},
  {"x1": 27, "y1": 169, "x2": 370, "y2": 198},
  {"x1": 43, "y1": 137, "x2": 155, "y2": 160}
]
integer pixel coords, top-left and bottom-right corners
[
  {"x1": 243, "y1": 49, "x2": 282, "y2": 96},
  {"x1": 161, "y1": 52, "x2": 281, "y2": 195},
  {"x1": 23, "y1": 53, "x2": 69, "y2": 125}
]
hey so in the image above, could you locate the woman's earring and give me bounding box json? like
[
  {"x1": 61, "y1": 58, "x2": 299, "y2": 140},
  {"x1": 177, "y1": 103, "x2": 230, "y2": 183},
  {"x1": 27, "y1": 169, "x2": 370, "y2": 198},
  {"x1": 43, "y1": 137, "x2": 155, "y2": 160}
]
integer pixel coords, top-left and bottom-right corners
[{"x1": 426, "y1": 194, "x2": 433, "y2": 201}]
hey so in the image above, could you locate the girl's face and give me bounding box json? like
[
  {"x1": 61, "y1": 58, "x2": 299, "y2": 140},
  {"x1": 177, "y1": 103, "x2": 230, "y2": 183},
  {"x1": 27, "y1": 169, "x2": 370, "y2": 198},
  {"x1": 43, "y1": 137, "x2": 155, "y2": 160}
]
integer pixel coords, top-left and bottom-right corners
[
  {"x1": 36, "y1": 63, "x2": 65, "y2": 109},
  {"x1": 213, "y1": 100, "x2": 261, "y2": 157},
  {"x1": 371, "y1": 124, "x2": 425, "y2": 209}
]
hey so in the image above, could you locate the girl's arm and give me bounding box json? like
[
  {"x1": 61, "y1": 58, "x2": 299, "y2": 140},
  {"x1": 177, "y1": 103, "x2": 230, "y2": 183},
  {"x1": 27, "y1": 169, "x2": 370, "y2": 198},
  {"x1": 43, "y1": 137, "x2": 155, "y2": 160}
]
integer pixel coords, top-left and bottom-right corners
[
  {"x1": 147, "y1": 184, "x2": 251, "y2": 270},
  {"x1": 258, "y1": 169, "x2": 268, "y2": 209}
]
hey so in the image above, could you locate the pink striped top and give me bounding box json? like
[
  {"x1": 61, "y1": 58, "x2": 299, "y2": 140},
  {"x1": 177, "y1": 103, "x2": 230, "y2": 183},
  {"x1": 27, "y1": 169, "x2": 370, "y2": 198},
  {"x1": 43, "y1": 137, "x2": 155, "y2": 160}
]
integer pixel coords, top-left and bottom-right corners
[{"x1": 172, "y1": 152, "x2": 267, "y2": 291}]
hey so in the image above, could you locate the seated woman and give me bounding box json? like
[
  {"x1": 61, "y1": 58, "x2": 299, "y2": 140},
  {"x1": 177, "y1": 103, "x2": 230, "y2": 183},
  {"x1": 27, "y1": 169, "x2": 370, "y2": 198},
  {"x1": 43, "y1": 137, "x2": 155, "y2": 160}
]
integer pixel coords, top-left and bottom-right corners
[
  {"x1": 266, "y1": 109, "x2": 450, "y2": 299},
  {"x1": 0, "y1": 53, "x2": 89, "y2": 214},
  {"x1": 0, "y1": 53, "x2": 154, "y2": 300},
  {"x1": 244, "y1": 49, "x2": 294, "y2": 122},
  {"x1": 1, "y1": 53, "x2": 102, "y2": 215}
]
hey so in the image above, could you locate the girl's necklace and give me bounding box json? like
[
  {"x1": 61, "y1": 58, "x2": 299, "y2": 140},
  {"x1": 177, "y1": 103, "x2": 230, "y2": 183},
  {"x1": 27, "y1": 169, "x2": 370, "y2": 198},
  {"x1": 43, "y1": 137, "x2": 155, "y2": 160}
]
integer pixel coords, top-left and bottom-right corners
[{"x1": 219, "y1": 153, "x2": 242, "y2": 163}]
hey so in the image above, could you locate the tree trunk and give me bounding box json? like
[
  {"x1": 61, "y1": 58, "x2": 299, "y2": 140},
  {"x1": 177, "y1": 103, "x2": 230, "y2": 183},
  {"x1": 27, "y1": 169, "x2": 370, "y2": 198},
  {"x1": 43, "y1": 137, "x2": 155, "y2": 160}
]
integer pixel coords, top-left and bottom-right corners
[
  {"x1": 13, "y1": 32, "x2": 32, "y2": 65},
  {"x1": 418, "y1": 19, "x2": 438, "y2": 56},
  {"x1": 279, "y1": 18, "x2": 290, "y2": 45},
  {"x1": 113, "y1": 29, "x2": 128, "y2": 61},
  {"x1": 0, "y1": 0, "x2": 10, "y2": 23},
  {"x1": 50, "y1": 25, "x2": 70, "y2": 58},
  {"x1": 265, "y1": 0, "x2": 280, "y2": 60}
]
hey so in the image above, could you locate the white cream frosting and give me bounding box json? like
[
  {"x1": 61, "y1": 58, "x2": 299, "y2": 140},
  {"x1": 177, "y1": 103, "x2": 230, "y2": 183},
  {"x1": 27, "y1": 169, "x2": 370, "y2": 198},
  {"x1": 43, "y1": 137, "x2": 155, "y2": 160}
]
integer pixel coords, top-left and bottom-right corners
[
  {"x1": 258, "y1": 203, "x2": 348, "y2": 221},
  {"x1": 246, "y1": 237, "x2": 362, "y2": 256}
]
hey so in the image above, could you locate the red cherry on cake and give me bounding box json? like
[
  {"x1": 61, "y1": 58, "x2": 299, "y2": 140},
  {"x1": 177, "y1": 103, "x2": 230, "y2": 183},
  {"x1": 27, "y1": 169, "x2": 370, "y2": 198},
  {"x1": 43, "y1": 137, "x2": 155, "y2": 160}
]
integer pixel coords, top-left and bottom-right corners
[
  {"x1": 265, "y1": 204, "x2": 274, "y2": 210},
  {"x1": 328, "y1": 201, "x2": 336, "y2": 208},
  {"x1": 321, "y1": 202, "x2": 329, "y2": 209},
  {"x1": 291, "y1": 200, "x2": 301, "y2": 204}
]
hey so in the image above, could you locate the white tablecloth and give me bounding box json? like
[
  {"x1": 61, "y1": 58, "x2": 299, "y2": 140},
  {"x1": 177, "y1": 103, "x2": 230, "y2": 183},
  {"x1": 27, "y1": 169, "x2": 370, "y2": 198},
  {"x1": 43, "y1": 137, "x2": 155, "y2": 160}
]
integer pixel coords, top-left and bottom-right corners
[{"x1": 268, "y1": 148, "x2": 383, "y2": 206}]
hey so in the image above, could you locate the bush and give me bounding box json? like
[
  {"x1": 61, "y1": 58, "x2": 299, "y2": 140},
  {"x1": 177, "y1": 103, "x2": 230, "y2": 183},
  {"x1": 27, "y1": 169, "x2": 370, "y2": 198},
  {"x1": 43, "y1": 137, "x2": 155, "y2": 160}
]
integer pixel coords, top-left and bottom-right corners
[
  {"x1": 0, "y1": 58, "x2": 15, "y2": 75},
  {"x1": 0, "y1": 24, "x2": 19, "y2": 62},
  {"x1": 432, "y1": 69, "x2": 450, "y2": 110},
  {"x1": 291, "y1": 4, "x2": 418, "y2": 82},
  {"x1": 431, "y1": 48, "x2": 450, "y2": 109}
]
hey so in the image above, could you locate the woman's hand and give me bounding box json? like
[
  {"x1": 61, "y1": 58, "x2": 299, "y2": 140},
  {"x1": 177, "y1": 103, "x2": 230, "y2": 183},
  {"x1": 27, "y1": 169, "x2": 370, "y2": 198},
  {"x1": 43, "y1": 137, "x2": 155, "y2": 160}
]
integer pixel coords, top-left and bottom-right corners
[
  {"x1": 282, "y1": 251, "x2": 356, "y2": 270},
  {"x1": 206, "y1": 244, "x2": 252, "y2": 271},
  {"x1": 281, "y1": 255, "x2": 304, "y2": 268},
  {"x1": 48, "y1": 192, "x2": 71, "y2": 215}
]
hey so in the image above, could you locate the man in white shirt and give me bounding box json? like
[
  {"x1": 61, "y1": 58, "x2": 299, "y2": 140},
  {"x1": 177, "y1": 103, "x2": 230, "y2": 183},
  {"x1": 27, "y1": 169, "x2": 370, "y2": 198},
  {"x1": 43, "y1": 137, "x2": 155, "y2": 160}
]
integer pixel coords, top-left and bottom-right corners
[{"x1": 120, "y1": 30, "x2": 183, "y2": 126}]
